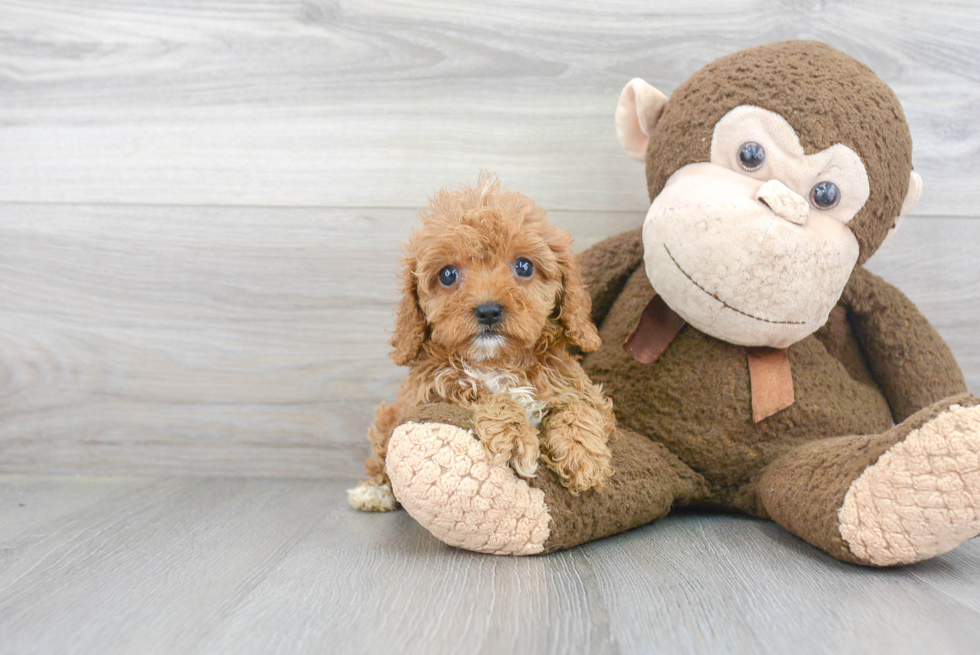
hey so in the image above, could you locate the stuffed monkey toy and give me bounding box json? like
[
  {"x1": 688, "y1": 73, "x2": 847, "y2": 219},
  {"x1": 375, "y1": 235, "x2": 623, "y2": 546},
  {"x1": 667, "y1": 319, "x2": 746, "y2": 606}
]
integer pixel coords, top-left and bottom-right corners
[{"x1": 375, "y1": 41, "x2": 980, "y2": 566}]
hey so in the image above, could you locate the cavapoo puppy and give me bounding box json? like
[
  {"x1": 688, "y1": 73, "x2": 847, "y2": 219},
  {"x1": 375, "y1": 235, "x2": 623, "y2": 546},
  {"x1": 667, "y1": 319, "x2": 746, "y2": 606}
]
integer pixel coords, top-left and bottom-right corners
[{"x1": 349, "y1": 175, "x2": 615, "y2": 511}]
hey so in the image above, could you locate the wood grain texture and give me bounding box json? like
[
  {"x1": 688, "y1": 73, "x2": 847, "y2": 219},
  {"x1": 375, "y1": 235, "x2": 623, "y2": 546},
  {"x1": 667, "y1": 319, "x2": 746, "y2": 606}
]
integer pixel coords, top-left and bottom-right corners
[
  {"x1": 0, "y1": 203, "x2": 976, "y2": 478},
  {"x1": 1, "y1": 475, "x2": 979, "y2": 655},
  {"x1": 1, "y1": 0, "x2": 979, "y2": 214}
]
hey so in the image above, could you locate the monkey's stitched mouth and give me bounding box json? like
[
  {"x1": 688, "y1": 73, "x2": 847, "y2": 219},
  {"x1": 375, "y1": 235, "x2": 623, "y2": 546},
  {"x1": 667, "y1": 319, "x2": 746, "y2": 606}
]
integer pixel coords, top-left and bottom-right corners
[{"x1": 662, "y1": 244, "x2": 805, "y2": 326}]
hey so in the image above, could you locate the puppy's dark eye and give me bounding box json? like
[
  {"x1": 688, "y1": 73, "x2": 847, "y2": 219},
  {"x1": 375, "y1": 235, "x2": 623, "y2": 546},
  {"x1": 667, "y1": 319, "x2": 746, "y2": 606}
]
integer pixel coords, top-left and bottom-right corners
[
  {"x1": 810, "y1": 181, "x2": 841, "y2": 209},
  {"x1": 738, "y1": 142, "x2": 766, "y2": 172},
  {"x1": 438, "y1": 265, "x2": 458, "y2": 287},
  {"x1": 514, "y1": 258, "x2": 534, "y2": 279}
]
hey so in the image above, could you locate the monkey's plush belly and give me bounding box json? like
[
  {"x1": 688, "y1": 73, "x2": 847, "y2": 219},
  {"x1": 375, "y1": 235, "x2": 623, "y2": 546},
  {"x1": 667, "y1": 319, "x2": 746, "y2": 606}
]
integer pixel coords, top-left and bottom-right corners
[{"x1": 582, "y1": 267, "x2": 894, "y2": 508}]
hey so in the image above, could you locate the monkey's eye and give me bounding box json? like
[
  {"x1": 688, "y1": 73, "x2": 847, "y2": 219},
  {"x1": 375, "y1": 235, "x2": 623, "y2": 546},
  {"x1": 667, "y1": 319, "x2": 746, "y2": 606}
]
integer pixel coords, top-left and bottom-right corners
[
  {"x1": 738, "y1": 142, "x2": 766, "y2": 172},
  {"x1": 810, "y1": 181, "x2": 841, "y2": 210},
  {"x1": 513, "y1": 258, "x2": 535, "y2": 279},
  {"x1": 438, "y1": 265, "x2": 458, "y2": 287}
]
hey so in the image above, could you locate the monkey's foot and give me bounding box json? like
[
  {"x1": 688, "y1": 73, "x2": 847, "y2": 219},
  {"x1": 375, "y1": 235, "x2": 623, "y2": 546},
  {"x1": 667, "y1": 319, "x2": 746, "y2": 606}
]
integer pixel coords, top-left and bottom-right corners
[
  {"x1": 839, "y1": 404, "x2": 980, "y2": 566},
  {"x1": 386, "y1": 421, "x2": 551, "y2": 555}
]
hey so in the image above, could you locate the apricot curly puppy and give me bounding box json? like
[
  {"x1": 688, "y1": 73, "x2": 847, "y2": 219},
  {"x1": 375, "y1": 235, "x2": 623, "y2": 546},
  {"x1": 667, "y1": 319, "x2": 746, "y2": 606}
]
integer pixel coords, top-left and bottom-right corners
[{"x1": 348, "y1": 174, "x2": 615, "y2": 511}]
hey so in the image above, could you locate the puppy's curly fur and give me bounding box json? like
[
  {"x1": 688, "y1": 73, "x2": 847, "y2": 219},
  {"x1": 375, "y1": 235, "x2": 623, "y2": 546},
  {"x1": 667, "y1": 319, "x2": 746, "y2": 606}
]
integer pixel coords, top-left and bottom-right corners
[{"x1": 351, "y1": 175, "x2": 615, "y2": 511}]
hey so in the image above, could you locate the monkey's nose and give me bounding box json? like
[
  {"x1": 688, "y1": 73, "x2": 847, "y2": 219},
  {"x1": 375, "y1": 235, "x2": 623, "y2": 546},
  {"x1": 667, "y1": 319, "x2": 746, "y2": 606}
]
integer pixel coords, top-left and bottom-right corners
[
  {"x1": 756, "y1": 179, "x2": 809, "y2": 226},
  {"x1": 474, "y1": 302, "x2": 504, "y2": 327}
]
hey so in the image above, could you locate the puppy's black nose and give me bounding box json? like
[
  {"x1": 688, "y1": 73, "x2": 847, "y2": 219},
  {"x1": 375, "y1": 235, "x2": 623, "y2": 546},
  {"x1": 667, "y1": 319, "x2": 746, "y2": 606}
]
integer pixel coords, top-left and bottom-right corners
[{"x1": 474, "y1": 302, "x2": 504, "y2": 327}]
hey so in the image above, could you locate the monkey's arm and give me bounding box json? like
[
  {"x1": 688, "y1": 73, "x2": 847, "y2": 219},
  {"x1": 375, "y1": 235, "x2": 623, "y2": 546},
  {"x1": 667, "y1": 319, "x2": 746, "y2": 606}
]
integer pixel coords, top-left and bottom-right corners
[
  {"x1": 575, "y1": 228, "x2": 644, "y2": 328},
  {"x1": 841, "y1": 265, "x2": 967, "y2": 423}
]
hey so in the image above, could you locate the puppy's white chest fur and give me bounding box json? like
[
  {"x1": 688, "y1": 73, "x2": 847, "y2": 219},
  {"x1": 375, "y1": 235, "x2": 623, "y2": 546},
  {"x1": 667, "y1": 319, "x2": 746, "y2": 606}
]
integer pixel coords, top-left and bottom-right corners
[{"x1": 462, "y1": 368, "x2": 548, "y2": 429}]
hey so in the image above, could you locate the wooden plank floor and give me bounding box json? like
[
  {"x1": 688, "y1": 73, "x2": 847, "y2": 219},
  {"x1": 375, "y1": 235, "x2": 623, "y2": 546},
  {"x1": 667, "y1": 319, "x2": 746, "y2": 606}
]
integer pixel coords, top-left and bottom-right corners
[{"x1": 1, "y1": 475, "x2": 979, "y2": 655}]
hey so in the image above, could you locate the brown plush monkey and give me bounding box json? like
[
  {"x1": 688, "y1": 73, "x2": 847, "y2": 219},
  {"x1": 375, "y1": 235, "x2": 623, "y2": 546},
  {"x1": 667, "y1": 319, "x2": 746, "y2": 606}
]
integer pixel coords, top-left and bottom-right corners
[{"x1": 375, "y1": 41, "x2": 980, "y2": 566}]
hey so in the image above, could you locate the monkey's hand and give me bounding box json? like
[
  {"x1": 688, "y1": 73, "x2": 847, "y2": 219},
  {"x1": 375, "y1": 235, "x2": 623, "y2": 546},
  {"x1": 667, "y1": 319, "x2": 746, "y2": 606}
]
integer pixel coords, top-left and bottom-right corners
[
  {"x1": 541, "y1": 402, "x2": 614, "y2": 494},
  {"x1": 471, "y1": 395, "x2": 540, "y2": 479}
]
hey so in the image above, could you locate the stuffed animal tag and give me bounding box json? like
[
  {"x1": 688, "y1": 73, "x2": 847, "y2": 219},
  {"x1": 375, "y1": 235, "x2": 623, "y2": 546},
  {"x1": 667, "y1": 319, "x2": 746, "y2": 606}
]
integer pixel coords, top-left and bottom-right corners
[
  {"x1": 746, "y1": 347, "x2": 795, "y2": 422},
  {"x1": 623, "y1": 294, "x2": 685, "y2": 365}
]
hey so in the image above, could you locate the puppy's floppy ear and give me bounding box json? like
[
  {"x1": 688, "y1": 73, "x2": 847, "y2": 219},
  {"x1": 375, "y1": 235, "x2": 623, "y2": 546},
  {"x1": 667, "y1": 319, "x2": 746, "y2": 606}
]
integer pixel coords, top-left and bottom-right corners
[
  {"x1": 551, "y1": 231, "x2": 601, "y2": 352},
  {"x1": 389, "y1": 256, "x2": 427, "y2": 366}
]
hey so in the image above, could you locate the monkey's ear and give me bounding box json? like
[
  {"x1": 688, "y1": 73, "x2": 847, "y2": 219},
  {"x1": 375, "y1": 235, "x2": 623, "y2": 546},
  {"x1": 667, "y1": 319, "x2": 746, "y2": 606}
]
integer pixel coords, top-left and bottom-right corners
[
  {"x1": 389, "y1": 260, "x2": 427, "y2": 366},
  {"x1": 883, "y1": 171, "x2": 923, "y2": 243},
  {"x1": 615, "y1": 78, "x2": 669, "y2": 162}
]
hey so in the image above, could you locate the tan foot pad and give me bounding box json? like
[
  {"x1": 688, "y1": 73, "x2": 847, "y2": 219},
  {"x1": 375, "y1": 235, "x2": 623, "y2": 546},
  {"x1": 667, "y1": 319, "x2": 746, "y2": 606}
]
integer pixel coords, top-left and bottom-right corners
[
  {"x1": 840, "y1": 404, "x2": 980, "y2": 566},
  {"x1": 386, "y1": 421, "x2": 551, "y2": 555}
]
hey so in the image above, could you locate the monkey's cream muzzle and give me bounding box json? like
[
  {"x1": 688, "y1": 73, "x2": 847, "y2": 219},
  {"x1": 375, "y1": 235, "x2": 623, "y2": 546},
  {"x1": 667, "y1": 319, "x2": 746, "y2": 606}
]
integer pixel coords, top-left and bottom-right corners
[{"x1": 642, "y1": 163, "x2": 860, "y2": 349}]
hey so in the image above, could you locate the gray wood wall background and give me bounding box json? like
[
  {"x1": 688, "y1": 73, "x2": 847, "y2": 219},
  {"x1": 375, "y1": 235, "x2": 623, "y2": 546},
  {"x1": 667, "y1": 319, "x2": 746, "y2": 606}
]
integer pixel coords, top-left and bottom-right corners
[{"x1": 1, "y1": 0, "x2": 978, "y2": 479}]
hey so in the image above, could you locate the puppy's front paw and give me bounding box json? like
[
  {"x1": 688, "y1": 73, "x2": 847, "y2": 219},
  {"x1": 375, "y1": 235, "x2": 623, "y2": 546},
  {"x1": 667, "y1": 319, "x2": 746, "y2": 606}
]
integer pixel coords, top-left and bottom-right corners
[
  {"x1": 542, "y1": 405, "x2": 614, "y2": 494},
  {"x1": 546, "y1": 447, "x2": 613, "y2": 494},
  {"x1": 472, "y1": 406, "x2": 540, "y2": 479}
]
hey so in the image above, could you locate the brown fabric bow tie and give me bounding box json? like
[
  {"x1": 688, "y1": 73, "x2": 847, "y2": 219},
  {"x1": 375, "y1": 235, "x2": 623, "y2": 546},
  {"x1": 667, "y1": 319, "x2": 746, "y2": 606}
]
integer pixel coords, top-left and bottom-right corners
[{"x1": 623, "y1": 295, "x2": 795, "y2": 423}]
